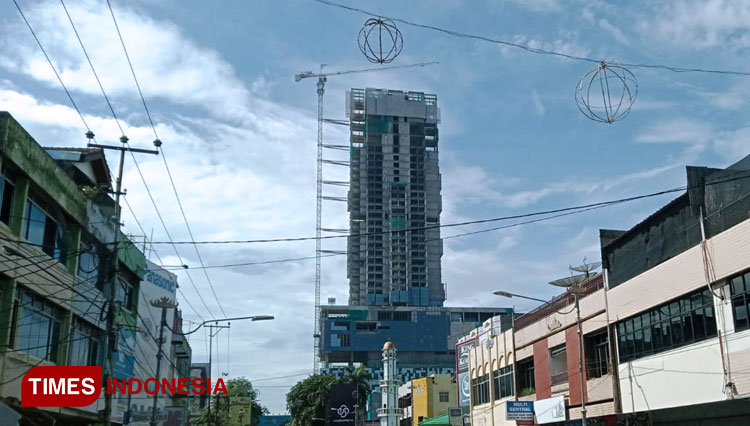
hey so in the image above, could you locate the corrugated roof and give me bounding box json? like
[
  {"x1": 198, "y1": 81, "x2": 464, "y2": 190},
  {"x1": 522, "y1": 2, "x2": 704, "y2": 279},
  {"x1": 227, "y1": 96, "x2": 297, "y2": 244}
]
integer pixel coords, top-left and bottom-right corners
[{"x1": 419, "y1": 413, "x2": 450, "y2": 426}]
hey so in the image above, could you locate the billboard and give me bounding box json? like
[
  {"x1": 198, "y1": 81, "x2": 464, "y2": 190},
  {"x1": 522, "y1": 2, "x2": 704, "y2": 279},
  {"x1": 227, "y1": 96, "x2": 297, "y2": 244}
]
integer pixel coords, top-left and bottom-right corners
[
  {"x1": 534, "y1": 396, "x2": 566, "y2": 424},
  {"x1": 455, "y1": 338, "x2": 476, "y2": 408},
  {"x1": 328, "y1": 383, "x2": 357, "y2": 426}
]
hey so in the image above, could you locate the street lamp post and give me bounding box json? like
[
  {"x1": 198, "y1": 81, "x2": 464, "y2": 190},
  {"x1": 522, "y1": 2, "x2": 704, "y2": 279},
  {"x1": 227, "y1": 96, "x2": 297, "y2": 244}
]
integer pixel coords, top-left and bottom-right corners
[
  {"x1": 150, "y1": 297, "x2": 177, "y2": 426},
  {"x1": 494, "y1": 288, "x2": 587, "y2": 426},
  {"x1": 169, "y1": 315, "x2": 274, "y2": 426}
]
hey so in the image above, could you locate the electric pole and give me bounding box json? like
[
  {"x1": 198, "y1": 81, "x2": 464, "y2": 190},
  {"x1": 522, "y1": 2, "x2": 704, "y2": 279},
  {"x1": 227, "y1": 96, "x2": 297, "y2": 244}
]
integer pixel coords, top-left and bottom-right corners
[
  {"x1": 207, "y1": 323, "x2": 230, "y2": 425},
  {"x1": 150, "y1": 297, "x2": 177, "y2": 426},
  {"x1": 88, "y1": 133, "x2": 160, "y2": 425}
]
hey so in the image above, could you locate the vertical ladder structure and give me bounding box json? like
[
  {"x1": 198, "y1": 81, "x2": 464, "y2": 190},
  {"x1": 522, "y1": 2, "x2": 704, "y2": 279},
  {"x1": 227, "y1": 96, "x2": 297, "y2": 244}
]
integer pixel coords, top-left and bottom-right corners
[{"x1": 295, "y1": 62, "x2": 438, "y2": 373}]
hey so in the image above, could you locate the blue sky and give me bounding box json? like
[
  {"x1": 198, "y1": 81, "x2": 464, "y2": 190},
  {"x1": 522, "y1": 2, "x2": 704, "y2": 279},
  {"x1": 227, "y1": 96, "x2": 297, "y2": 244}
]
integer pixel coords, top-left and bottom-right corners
[{"x1": 2, "y1": 0, "x2": 750, "y2": 413}]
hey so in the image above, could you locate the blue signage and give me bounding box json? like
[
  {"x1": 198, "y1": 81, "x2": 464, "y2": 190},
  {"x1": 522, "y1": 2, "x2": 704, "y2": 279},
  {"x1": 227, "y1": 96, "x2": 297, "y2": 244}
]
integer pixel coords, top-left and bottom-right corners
[{"x1": 506, "y1": 401, "x2": 534, "y2": 421}]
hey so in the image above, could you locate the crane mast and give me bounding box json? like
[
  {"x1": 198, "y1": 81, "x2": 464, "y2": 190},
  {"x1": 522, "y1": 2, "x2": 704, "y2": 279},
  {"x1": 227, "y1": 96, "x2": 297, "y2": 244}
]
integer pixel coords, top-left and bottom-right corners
[{"x1": 296, "y1": 61, "x2": 438, "y2": 374}]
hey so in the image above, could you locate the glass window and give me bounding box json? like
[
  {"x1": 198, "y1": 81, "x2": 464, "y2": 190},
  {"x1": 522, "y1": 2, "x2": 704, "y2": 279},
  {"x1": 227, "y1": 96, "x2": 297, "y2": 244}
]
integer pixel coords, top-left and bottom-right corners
[
  {"x1": 69, "y1": 319, "x2": 99, "y2": 366},
  {"x1": 0, "y1": 173, "x2": 15, "y2": 226},
  {"x1": 78, "y1": 240, "x2": 100, "y2": 287},
  {"x1": 116, "y1": 279, "x2": 134, "y2": 311},
  {"x1": 549, "y1": 344, "x2": 568, "y2": 385},
  {"x1": 14, "y1": 288, "x2": 62, "y2": 362},
  {"x1": 516, "y1": 357, "x2": 535, "y2": 393},
  {"x1": 471, "y1": 374, "x2": 490, "y2": 406},
  {"x1": 23, "y1": 200, "x2": 65, "y2": 260},
  {"x1": 617, "y1": 288, "x2": 718, "y2": 362},
  {"x1": 585, "y1": 332, "x2": 609, "y2": 378},
  {"x1": 439, "y1": 392, "x2": 450, "y2": 403},
  {"x1": 493, "y1": 366, "x2": 514, "y2": 400},
  {"x1": 729, "y1": 271, "x2": 750, "y2": 332}
]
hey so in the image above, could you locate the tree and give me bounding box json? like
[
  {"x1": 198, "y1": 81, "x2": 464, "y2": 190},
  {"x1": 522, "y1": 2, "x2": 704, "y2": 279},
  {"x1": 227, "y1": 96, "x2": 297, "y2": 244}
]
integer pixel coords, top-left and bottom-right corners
[
  {"x1": 340, "y1": 365, "x2": 372, "y2": 425},
  {"x1": 286, "y1": 374, "x2": 337, "y2": 426},
  {"x1": 193, "y1": 377, "x2": 268, "y2": 426}
]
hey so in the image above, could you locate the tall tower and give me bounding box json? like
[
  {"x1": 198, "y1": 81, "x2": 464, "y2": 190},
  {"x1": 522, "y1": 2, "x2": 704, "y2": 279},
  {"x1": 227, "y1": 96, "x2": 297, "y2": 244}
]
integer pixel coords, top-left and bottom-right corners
[
  {"x1": 347, "y1": 88, "x2": 443, "y2": 307},
  {"x1": 379, "y1": 341, "x2": 402, "y2": 426}
]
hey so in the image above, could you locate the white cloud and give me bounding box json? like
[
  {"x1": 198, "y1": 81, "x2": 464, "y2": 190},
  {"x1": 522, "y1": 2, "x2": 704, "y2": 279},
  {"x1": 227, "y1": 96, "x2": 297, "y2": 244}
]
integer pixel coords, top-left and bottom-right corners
[
  {"x1": 636, "y1": 118, "x2": 714, "y2": 145},
  {"x1": 505, "y1": 0, "x2": 561, "y2": 13},
  {"x1": 597, "y1": 18, "x2": 630, "y2": 45},
  {"x1": 641, "y1": 0, "x2": 750, "y2": 50},
  {"x1": 497, "y1": 34, "x2": 590, "y2": 60},
  {"x1": 0, "y1": 0, "x2": 251, "y2": 118}
]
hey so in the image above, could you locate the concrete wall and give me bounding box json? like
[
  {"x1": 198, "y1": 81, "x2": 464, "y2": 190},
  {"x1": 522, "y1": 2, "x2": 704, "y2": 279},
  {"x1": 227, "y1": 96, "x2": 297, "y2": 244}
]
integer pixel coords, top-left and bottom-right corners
[{"x1": 468, "y1": 330, "x2": 516, "y2": 426}]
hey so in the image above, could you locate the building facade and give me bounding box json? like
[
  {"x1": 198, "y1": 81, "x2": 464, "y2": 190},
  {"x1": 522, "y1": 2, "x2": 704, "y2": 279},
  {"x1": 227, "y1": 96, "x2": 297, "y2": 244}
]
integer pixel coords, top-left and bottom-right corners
[
  {"x1": 0, "y1": 111, "x2": 145, "y2": 424},
  {"x1": 602, "y1": 155, "x2": 750, "y2": 424},
  {"x1": 398, "y1": 374, "x2": 456, "y2": 426},
  {"x1": 347, "y1": 88, "x2": 443, "y2": 307}
]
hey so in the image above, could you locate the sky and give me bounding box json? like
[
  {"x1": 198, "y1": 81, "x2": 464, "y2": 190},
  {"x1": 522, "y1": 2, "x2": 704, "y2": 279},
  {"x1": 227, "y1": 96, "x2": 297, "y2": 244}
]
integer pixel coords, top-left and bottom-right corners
[{"x1": 1, "y1": 0, "x2": 750, "y2": 413}]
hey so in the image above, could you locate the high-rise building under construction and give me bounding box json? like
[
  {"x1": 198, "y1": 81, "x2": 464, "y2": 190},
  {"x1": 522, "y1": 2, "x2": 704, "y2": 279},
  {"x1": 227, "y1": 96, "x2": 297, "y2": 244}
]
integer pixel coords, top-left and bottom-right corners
[{"x1": 347, "y1": 88, "x2": 444, "y2": 307}]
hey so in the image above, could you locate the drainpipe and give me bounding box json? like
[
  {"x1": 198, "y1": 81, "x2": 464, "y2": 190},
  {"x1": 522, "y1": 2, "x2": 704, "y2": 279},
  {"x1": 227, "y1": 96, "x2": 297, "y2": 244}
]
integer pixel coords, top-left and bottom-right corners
[
  {"x1": 699, "y1": 206, "x2": 735, "y2": 397},
  {"x1": 602, "y1": 268, "x2": 622, "y2": 414}
]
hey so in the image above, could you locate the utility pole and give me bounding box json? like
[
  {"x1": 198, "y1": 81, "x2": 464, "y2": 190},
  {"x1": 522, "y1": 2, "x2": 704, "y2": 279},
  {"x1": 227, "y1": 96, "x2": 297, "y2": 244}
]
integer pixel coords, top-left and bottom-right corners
[
  {"x1": 150, "y1": 297, "x2": 177, "y2": 426},
  {"x1": 88, "y1": 133, "x2": 160, "y2": 426},
  {"x1": 207, "y1": 323, "x2": 230, "y2": 425}
]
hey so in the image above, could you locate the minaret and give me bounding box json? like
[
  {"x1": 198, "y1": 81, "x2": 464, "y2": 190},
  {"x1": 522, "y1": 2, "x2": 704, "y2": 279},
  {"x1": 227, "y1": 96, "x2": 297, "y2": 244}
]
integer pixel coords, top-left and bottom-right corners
[{"x1": 378, "y1": 341, "x2": 402, "y2": 426}]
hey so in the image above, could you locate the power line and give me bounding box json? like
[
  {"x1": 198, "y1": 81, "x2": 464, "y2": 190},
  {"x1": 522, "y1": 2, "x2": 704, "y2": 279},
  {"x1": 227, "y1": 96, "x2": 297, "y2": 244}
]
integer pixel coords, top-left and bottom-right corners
[
  {"x1": 313, "y1": 0, "x2": 750, "y2": 77},
  {"x1": 123, "y1": 195, "x2": 207, "y2": 323},
  {"x1": 59, "y1": 0, "x2": 125, "y2": 135},
  {"x1": 11, "y1": 0, "x2": 92, "y2": 133},
  {"x1": 105, "y1": 0, "x2": 228, "y2": 317},
  {"x1": 147, "y1": 168, "x2": 750, "y2": 248}
]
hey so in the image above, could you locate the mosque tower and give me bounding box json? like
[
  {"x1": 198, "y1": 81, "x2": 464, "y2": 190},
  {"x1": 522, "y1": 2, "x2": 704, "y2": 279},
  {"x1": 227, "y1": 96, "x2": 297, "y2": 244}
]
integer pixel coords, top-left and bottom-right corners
[{"x1": 378, "y1": 341, "x2": 402, "y2": 426}]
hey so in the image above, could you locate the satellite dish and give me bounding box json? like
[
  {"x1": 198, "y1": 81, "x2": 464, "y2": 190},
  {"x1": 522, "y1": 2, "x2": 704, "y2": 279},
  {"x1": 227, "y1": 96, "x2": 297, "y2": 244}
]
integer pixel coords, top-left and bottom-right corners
[
  {"x1": 570, "y1": 261, "x2": 602, "y2": 274},
  {"x1": 548, "y1": 273, "x2": 589, "y2": 288}
]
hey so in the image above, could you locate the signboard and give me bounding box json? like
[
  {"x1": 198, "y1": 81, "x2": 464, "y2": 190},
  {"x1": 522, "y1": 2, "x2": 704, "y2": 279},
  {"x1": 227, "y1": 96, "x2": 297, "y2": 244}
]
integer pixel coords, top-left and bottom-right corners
[
  {"x1": 506, "y1": 401, "x2": 534, "y2": 421},
  {"x1": 328, "y1": 383, "x2": 357, "y2": 426},
  {"x1": 455, "y1": 339, "x2": 476, "y2": 408},
  {"x1": 534, "y1": 396, "x2": 566, "y2": 424}
]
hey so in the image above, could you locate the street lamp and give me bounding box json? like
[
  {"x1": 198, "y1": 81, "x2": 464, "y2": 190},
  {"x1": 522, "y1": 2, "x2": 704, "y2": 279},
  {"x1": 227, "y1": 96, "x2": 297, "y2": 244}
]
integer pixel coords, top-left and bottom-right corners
[
  {"x1": 150, "y1": 297, "x2": 178, "y2": 426},
  {"x1": 170, "y1": 314, "x2": 274, "y2": 426},
  {"x1": 494, "y1": 285, "x2": 587, "y2": 426}
]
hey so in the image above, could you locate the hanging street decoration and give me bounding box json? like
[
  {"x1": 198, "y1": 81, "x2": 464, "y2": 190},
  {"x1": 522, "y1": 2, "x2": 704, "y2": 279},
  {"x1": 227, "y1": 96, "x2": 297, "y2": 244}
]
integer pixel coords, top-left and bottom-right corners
[
  {"x1": 358, "y1": 18, "x2": 403, "y2": 64},
  {"x1": 575, "y1": 61, "x2": 638, "y2": 124}
]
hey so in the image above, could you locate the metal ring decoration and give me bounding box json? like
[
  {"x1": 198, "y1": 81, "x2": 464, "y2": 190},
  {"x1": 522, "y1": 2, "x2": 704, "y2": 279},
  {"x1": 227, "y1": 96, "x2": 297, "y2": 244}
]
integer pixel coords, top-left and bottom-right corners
[
  {"x1": 358, "y1": 18, "x2": 403, "y2": 64},
  {"x1": 575, "y1": 61, "x2": 638, "y2": 124}
]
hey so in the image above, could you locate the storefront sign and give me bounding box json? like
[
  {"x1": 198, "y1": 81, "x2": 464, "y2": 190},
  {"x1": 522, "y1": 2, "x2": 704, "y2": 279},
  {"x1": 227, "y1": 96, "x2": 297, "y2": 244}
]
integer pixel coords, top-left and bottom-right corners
[
  {"x1": 506, "y1": 401, "x2": 534, "y2": 421},
  {"x1": 534, "y1": 396, "x2": 566, "y2": 424}
]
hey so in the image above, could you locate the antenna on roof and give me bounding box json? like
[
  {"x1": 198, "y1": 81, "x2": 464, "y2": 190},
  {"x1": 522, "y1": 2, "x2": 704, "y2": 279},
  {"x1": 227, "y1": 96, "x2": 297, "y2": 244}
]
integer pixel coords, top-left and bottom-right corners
[{"x1": 549, "y1": 258, "x2": 601, "y2": 288}]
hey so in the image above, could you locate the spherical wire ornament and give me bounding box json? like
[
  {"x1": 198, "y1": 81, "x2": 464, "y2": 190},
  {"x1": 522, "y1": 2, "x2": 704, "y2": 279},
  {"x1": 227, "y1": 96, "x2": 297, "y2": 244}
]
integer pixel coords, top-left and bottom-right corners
[
  {"x1": 575, "y1": 61, "x2": 638, "y2": 124},
  {"x1": 358, "y1": 18, "x2": 403, "y2": 64}
]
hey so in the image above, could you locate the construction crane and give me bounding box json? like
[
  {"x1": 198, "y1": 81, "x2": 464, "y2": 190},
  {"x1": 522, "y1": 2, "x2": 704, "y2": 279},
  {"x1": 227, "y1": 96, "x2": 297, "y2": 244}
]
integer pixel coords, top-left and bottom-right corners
[{"x1": 295, "y1": 61, "x2": 438, "y2": 373}]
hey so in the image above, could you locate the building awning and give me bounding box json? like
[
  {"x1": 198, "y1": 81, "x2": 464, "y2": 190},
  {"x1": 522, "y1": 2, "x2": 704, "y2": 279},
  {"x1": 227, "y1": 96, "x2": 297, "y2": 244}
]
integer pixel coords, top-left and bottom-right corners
[{"x1": 419, "y1": 413, "x2": 450, "y2": 426}]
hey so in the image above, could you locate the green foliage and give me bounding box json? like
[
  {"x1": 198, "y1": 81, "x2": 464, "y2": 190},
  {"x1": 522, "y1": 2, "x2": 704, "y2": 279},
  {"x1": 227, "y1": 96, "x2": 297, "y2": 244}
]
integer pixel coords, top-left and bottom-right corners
[
  {"x1": 286, "y1": 374, "x2": 337, "y2": 426},
  {"x1": 192, "y1": 377, "x2": 268, "y2": 426},
  {"x1": 519, "y1": 387, "x2": 536, "y2": 397}
]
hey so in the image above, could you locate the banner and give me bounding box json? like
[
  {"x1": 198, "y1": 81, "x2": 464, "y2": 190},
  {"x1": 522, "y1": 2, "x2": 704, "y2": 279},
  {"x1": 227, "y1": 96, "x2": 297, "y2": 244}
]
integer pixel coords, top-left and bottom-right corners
[
  {"x1": 455, "y1": 338, "x2": 476, "y2": 407},
  {"x1": 328, "y1": 383, "x2": 357, "y2": 426}
]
